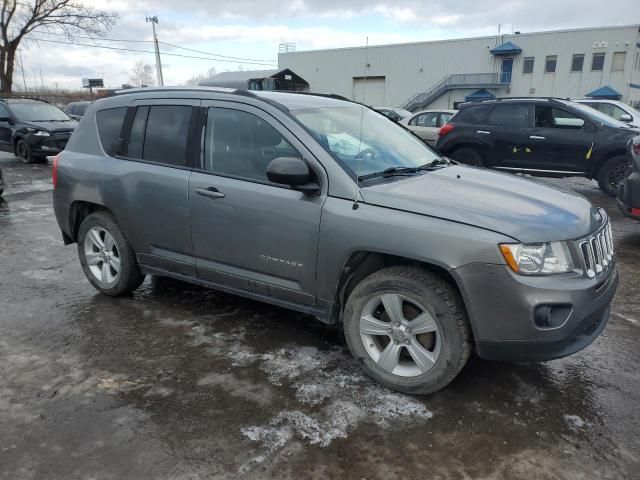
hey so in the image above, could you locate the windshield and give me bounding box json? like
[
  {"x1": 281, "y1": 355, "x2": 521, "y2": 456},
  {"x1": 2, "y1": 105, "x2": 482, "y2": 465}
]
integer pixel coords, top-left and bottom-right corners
[
  {"x1": 10, "y1": 102, "x2": 71, "y2": 122},
  {"x1": 292, "y1": 106, "x2": 441, "y2": 178},
  {"x1": 567, "y1": 102, "x2": 630, "y2": 128}
]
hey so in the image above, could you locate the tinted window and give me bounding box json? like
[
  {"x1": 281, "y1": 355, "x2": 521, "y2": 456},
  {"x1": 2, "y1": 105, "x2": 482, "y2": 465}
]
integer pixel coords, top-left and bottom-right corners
[
  {"x1": 487, "y1": 104, "x2": 528, "y2": 128},
  {"x1": 535, "y1": 106, "x2": 584, "y2": 129},
  {"x1": 592, "y1": 52, "x2": 605, "y2": 71},
  {"x1": 453, "y1": 104, "x2": 491, "y2": 124},
  {"x1": 126, "y1": 106, "x2": 149, "y2": 159},
  {"x1": 545, "y1": 55, "x2": 557, "y2": 73},
  {"x1": 141, "y1": 106, "x2": 192, "y2": 166},
  {"x1": 522, "y1": 57, "x2": 534, "y2": 74},
  {"x1": 203, "y1": 107, "x2": 301, "y2": 183},
  {"x1": 96, "y1": 107, "x2": 127, "y2": 156},
  {"x1": 571, "y1": 54, "x2": 584, "y2": 72},
  {"x1": 77, "y1": 103, "x2": 89, "y2": 115},
  {"x1": 440, "y1": 112, "x2": 453, "y2": 124}
]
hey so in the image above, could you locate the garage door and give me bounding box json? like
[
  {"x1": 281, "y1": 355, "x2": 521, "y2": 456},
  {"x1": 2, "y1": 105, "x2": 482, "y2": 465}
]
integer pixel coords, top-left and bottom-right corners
[{"x1": 353, "y1": 77, "x2": 386, "y2": 106}]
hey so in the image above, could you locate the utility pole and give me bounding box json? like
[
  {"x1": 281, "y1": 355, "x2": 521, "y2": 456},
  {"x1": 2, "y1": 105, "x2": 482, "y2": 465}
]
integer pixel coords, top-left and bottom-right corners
[
  {"x1": 18, "y1": 51, "x2": 27, "y2": 92},
  {"x1": 146, "y1": 15, "x2": 164, "y2": 86}
]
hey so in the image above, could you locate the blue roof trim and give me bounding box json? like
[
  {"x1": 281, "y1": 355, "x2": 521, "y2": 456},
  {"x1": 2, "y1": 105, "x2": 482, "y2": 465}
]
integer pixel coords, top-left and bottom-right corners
[
  {"x1": 586, "y1": 85, "x2": 622, "y2": 99},
  {"x1": 490, "y1": 41, "x2": 522, "y2": 55},
  {"x1": 465, "y1": 89, "x2": 495, "y2": 101},
  {"x1": 630, "y1": 82, "x2": 640, "y2": 90}
]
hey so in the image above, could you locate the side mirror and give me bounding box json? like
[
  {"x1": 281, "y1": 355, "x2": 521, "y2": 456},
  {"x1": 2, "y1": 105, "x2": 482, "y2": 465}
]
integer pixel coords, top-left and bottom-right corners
[
  {"x1": 0, "y1": 116, "x2": 11, "y2": 123},
  {"x1": 620, "y1": 113, "x2": 633, "y2": 123},
  {"x1": 266, "y1": 157, "x2": 320, "y2": 195}
]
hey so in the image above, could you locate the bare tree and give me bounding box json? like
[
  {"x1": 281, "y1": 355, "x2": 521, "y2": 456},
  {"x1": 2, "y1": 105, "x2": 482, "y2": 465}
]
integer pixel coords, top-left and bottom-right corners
[
  {"x1": 0, "y1": 1, "x2": 117, "y2": 94},
  {"x1": 129, "y1": 60, "x2": 154, "y2": 87},
  {"x1": 184, "y1": 66, "x2": 217, "y2": 86}
]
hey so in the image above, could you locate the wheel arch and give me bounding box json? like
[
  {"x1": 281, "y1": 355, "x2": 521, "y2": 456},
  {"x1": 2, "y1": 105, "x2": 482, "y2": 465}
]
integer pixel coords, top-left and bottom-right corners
[
  {"x1": 590, "y1": 149, "x2": 627, "y2": 179},
  {"x1": 68, "y1": 200, "x2": 110, "y2": 242},
  {"x1": 331, "y1": 250, "x2": 468, "y2": 327}
]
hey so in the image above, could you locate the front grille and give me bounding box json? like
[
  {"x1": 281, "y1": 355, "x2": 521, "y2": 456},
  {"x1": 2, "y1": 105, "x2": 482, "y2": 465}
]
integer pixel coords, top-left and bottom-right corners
[{"x1": 578, "y1": 222, "x2": 613, "y2": 278}]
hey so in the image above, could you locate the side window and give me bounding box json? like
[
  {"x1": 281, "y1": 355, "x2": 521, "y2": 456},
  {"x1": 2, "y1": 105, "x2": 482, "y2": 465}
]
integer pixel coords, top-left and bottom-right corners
[
  {"x1": 591, "y1": 52, "x2": 605, "y2": 71},
  {"x1": 203, "y1": 107, "x2": 301, "y2": 183},
  {"x1": 415, "y1": 112, "x2": 439, "y2": 127},
  {"x1": 141, "y1": 105, "x2": 192, "y2": 166},
  {"x1": 535, "y1": 106, "x2": 584, "y2": 129},
  {"x1": 453, "y1": 104, "x2": 491, "y2": 124},
  {"x1": 487, "y1": 104, "x2": 528, "y2": 129},
  {"x1": 440, "y1": 112, "x2": 453, "y2": 125},
  {"x1": 96, "y1": 107, "x2": 127, "y2": 156},
  {"x1": 126, "y1": 106, "x2": 149, "y2": 159},
  {"x1": 598, "y1": 103, "x2": 628, "y2": 121}
]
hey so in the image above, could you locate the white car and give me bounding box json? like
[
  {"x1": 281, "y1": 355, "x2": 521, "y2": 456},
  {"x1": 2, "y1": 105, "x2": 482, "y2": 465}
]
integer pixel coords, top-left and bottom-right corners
[
  {"x1": 574, "y1": 99, "x2": 640, "y2": 128},
  {"x1": 401, "y1": 109, "x2": 456, "y2": 145}
]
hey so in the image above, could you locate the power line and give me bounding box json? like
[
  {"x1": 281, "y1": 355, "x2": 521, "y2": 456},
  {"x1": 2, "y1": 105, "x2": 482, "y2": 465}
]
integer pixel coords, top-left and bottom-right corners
[
  {"x1": 27, "y1": 37, "x2": 278, "y2": 66},
  {"x1": 36, "y1": 30, "x2": 276, "y2": 63}
]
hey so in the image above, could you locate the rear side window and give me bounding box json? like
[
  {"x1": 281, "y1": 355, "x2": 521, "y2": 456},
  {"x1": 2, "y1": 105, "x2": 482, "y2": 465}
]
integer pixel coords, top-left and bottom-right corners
[
  {"x1": 487, "y1": 104, "x2": 529, "y2": 129},
  {"x1": 452, "y1": 104, "x2": 491, "y2": 124},
  {"x1": 96, "y1": 107, "x2": 127, "y2": 156},
  {"x1": 126, "y1": 105, "x2": 192, "y2": 166}
]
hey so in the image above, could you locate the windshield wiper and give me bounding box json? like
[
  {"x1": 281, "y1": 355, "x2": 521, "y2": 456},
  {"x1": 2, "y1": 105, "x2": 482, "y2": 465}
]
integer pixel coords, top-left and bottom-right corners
[{"x1": 357, "y1": 160, "x2": 450, "y2": 182}]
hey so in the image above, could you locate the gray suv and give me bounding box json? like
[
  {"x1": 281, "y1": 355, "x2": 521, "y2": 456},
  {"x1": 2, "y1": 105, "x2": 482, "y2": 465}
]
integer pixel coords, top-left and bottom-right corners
[{"x1": 52, "y1": 87, "x2": 619, "y2": 394}]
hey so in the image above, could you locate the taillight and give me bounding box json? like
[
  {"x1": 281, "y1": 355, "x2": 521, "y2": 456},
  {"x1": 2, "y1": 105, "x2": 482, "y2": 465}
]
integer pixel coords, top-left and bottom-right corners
[
  {"x1": 439, "y1": 123, "x2": 455, "y2": 137},
  {"x1": 52, "y1": 153, "x2": 60, "y2": 188}
]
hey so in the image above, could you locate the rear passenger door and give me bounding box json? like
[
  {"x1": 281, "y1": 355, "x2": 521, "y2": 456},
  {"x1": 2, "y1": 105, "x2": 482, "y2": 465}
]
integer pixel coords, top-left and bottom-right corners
[
  {"x1": 483, "y1": 103, "x2": 530, "y2": 168},
  {"x1": 99, "y1": 99, "x2": 200, "y2": 275},
  {"x1": 188, "y1": 101, "x2": 324, "y2": 306}
]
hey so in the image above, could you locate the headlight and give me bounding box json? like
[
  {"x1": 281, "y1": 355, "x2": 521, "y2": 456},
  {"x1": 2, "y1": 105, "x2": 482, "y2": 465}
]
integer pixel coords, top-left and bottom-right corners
[
  {"x1": 499, "y1": 242, "x2": 573, "y2": 274},
  {"x1": 32, "y1": 130, "x2": 50, "y2": 137}
]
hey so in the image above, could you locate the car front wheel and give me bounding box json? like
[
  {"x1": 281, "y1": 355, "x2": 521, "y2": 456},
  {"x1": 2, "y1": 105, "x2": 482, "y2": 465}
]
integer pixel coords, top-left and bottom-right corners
[
  {"x1": 343, "y1": 266, "x2": 471, "y2": 394},
  {"x1": 77, "y1": 211, "x2": 145, "y2": 296},
  {"x1": 451, "y1": 147, "x2": 484, "y2": 167},
  {"x1": 16, "y1": 139, "x2": 33, "y2": 164}
]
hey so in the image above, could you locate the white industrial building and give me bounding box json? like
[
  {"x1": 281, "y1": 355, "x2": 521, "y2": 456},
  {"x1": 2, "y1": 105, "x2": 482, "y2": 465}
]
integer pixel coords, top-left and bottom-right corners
[{"x1": 278, "y1": 24, "x2": 640, "y2": 111}]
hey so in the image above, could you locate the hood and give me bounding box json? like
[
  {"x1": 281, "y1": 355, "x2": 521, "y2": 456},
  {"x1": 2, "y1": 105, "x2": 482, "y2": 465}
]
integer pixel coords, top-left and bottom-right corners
[
  {"x1": 360, "y1": 165, "x2": 602, "y2": 243},
  {"x1": 22, "y1": 120, "x2": 77, "y2": 132}
]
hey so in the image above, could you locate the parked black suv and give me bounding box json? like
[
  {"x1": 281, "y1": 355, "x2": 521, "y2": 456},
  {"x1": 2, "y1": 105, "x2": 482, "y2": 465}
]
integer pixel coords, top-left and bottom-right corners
[
  {"x1": 617, "y1": 135, "x2": 640, "y2": 220},
  {"x1": 435, "y1": 98, "x2": 639, "y2": 196},
  {"x1": 0, "y1": 98, "x2": 77, "y2": 163}
]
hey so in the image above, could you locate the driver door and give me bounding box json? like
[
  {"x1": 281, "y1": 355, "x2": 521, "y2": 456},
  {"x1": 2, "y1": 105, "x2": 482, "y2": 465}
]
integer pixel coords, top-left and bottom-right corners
[{"x1": 188, "y1": 101, "x2": 324, "y2": 306}]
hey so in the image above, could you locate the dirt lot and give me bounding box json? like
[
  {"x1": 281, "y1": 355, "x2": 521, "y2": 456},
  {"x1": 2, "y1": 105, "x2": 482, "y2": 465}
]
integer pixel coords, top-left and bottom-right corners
[{"x1": 1, "y1": 153, "x2": 639, "y2": 479}]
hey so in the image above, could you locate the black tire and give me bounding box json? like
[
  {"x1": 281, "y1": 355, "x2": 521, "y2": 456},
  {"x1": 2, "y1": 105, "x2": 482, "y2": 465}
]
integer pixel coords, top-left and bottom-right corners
[
  {"x1": 77, "y1": 211, "x2": 145, "y2": 296},
  {"x1": 15, "y1": 139, "x2": 33, "y2": 164},
  {"x1": 342, "y1": 266, "x2": 471, "y2": 394},
  {"x1": 597, "y1": 156, "x2": 629, "y2": 197},
  {"x1": 451, "y1": 147, "x2": 484, "y2": 167}
]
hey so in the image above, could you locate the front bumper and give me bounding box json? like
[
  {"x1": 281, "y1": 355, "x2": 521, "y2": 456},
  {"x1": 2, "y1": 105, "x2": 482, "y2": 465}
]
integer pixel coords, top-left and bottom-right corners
[
  {"x1": 26, "y1": 133, "x2": 70, "y2": 156},
  {"x1": 617, "y1": 171, "x2": 640, "y2": 220},
  {"x1": 454, "y1": 262, "x2": 618, "y2": 362}
]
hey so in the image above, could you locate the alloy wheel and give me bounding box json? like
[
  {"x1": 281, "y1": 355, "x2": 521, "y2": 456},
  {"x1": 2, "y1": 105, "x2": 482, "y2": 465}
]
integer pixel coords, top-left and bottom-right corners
[
  {"x1": 359, "y1": 293, "x2": 441, "y2": 377},
  {"x1": 83, "y1": 227, "x2": 121, "y2": 285}
]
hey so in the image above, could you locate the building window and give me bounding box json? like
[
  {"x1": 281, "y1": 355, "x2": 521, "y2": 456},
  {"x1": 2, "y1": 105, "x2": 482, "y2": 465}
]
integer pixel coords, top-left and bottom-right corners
[
  {"x1": 592, "y1": 52, "x2": 605, "y2": 71},
  {"x1": 545, "y1": 55, "x2": 557, "y2": 73},
  {"x1": 571, "y1": 54, "x2": 584, "y2": 72},
  {"x1": 522, "y1": 57, "x2": 534, "y2": 74},
  {"x1": 612, "y1": 52, "x2": 626, "y2": 71}
]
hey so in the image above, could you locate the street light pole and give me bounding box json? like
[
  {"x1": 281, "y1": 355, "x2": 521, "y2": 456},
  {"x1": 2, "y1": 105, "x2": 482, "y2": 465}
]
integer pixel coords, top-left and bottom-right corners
[{"x1": 146, "y1": 15, "x2": 164, "y2": 86}]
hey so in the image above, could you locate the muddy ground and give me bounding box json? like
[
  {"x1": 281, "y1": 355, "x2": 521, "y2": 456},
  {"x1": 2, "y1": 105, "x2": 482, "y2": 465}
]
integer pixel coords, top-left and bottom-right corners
[{"x1": 1, "y1": 153, "x2": 639, "y2": 479}]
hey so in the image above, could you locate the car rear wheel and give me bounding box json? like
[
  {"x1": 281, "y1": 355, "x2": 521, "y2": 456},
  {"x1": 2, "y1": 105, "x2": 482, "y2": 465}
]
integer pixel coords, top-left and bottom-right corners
[
  {"x1": 451, "y1": 147, "x2": 484, "y2": 167},
  {"x1": 342, "y1": 266, "x2": 471, "y2": 394},
  {"x1": 16, "y1": 139, "x2": 33, "y2": 164},
  {"x1": 597, "y1": 156, "x2": 629, "y2": 197},
  {"x1": 77, "y1": 211, "x2": 145, "y2": 296}
]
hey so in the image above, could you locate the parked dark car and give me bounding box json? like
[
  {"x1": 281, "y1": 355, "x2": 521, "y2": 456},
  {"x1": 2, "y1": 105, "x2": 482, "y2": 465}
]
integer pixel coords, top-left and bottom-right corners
[
  {"x1": 0, "y1": 98, "x2": 77, "y2": 163},
  {"x1": 64, "y1": 101, "x2": 92, "y2": 121},
  {"x1": 53, "y1": 87, "x2": 617, "y2": 394},
  {"x1": 617, "y1": 135, "x2": 640, "y2": 220},
  {"x1": 435, "y1": 97, "x2": 639, "y2": 196}
]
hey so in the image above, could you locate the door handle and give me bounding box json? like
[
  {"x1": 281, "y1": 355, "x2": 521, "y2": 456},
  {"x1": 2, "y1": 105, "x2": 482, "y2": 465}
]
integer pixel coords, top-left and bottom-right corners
[
  {"x1": 529, "y1": 135, "x2": 546, "y2": 140},
  {"x1": 476, "y1": 130, "x2": 491, "y2": 135},
  {"x1": 196, "y1": 187, "x2": 225, "y2": 199}
]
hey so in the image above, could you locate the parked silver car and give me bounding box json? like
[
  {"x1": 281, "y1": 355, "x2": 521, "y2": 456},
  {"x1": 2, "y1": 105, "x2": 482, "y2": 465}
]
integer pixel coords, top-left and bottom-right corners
[
  {"x1": 401, "y1": 109, "x2": 456, "y2": 145},
  {"x1": 52, "y1": 87, "x2": 618, "y2": 394}
]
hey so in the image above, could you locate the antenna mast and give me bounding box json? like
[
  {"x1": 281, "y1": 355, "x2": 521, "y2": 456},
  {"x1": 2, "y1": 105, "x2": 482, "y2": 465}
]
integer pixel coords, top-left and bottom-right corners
[{"x1": 353, "y1": 36, "x2": 369, "y2": 209}]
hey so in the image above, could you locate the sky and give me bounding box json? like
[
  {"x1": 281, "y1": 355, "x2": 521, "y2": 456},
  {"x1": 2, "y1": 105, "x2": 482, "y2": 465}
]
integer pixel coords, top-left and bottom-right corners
[{"x1": 13, "y1": 0, "x2": 640, "y2": 90}]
